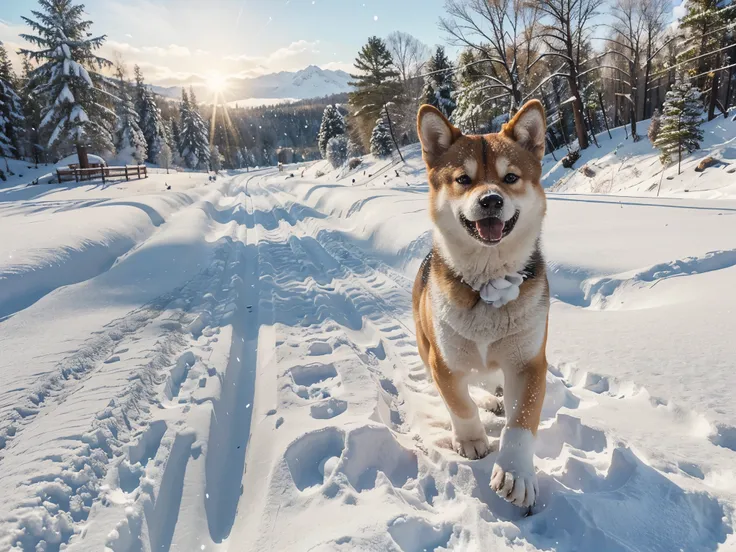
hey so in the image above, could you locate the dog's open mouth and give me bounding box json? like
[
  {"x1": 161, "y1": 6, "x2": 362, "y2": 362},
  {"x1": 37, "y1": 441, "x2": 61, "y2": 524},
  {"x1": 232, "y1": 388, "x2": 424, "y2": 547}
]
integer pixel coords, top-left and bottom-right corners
[{"x1": 461, "y1": 210, "x2": 520, "y2": 245}]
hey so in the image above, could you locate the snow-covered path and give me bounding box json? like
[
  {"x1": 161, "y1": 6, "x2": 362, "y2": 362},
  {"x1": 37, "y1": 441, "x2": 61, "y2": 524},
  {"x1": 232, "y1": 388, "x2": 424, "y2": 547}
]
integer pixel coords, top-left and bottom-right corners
[{"x1": 2, "y1": 165, "x2": 736, "y2": 551}]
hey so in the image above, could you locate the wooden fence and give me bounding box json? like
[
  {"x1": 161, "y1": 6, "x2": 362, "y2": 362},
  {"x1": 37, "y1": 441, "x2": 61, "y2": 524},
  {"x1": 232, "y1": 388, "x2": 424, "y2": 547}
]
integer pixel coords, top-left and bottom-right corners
[{"x1": 56, "y1": 164, "x2": 148, "y2": 184}]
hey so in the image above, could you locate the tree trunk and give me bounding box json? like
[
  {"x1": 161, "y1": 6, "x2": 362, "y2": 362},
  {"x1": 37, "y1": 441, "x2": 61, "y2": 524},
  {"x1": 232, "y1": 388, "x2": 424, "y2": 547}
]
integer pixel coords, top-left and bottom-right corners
[
  {"x1": 76, "y1": 144, "x2": 90, "y2": 169},
  {"x1": 630, "y1": 104, "x2": 637, "y2": 139},
  {"x1": 707, "y1": 69, "x2": 721, "y2": 121},
  {"x1": 643, "y1": 32, "x2": 653, "y2": 120},
  {"x1": 678, "y1": 113, "x2": 682, "y2": 175},
  {"x1": 567, "y1": 74, "x2": 590, "y2": 150},
  {"x1": 629, "y1": 58, "x2": 639, "y2": 140},
  {"x1": 383, "y1": 105, "x2": 405, "y2": 164},
  {"x1": 725, "y1": 63, "x2": 735, "y2": 113},
  {"x1": 598, "y1": 91, "x2": 613, "y2": 139}
]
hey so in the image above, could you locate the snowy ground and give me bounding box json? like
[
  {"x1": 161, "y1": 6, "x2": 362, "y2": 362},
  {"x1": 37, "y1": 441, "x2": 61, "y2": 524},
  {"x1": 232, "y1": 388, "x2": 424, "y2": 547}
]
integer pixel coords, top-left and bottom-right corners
[{"x1": 1, "y1": 123, "x2": 736, "y2": 551}]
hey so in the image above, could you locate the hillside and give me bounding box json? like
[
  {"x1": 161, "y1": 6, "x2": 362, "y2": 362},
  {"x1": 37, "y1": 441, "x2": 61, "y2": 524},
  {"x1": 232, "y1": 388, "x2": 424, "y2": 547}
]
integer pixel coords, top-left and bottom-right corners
[{"x1": 542, "y1": 116, "x2": 736, "y2": 198}]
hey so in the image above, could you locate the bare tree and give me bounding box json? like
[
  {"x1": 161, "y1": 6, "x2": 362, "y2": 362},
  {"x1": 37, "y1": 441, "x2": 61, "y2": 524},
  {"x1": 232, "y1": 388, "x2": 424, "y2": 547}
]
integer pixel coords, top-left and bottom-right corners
[
  {"x1": 441, "y1": 0, "x2": 543, "y2": 116},
  {"x1": 605, "y1": 0, "x2": 645, "y2": 139},
  {"x1": 640, "y1": 0, "x2": 670, "y2": 119},
  {"x1": 387, "y1": 31, "x2": 431, "y2": 82},
  {"x1": 533, "y1": 0, "x2": 604, "y2": 150},
  {"x1": 387, "y1": 31, "x2": 430, "y2": 142}
]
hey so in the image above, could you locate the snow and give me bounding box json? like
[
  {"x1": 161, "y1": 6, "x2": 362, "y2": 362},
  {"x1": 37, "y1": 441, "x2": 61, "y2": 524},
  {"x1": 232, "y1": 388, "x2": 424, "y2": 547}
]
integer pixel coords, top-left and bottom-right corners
[
  {"x1": 1, "y1": 125, "x2": 736, "y2": 551},
  {"x1": 57, "y1": 153, "x2": 108, "y2": 168},
  {"x1": 543, "y1": 115, "x2": 736, "y2": 198}
]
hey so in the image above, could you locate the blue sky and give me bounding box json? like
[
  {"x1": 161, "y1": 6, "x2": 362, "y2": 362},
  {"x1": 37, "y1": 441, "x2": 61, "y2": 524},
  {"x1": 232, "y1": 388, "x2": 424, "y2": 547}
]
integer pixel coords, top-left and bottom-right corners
[{"x1": 1, "y1": 0, "x2": 451, "y2": 85}]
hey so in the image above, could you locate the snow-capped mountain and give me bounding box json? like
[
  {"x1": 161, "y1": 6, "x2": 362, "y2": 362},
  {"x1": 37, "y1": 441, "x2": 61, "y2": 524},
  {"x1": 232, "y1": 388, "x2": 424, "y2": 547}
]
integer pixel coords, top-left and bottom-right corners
[{"x1": 152, "y1": 66, "x2": 352, "y2": 103}]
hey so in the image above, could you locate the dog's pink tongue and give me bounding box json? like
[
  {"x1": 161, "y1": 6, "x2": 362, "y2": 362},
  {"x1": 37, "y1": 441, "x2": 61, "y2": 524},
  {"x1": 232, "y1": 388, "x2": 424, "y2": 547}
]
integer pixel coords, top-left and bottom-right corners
[{"x1": 476, "y1": 218, "x2": 504, "y2": 241}]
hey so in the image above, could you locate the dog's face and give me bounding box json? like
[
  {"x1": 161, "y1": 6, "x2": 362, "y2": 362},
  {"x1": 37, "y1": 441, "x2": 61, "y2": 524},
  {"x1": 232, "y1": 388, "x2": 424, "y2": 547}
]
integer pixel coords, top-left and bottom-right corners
[{"x1": 417, "y1": 101, "x2": 547, "y2": 250}]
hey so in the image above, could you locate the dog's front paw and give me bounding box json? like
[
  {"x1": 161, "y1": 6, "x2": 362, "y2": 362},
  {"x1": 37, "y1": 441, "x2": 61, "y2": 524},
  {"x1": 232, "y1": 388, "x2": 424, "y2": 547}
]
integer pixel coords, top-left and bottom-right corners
[
  {"x1": 452, "y1": 434, "x2": 491, "y2": 460},
  {"x1": 491, "y1": 427, "x2": 537, "y2": 507},
  {"x1": 491, "y1": 464, "x2": 538, "y2": 507}
]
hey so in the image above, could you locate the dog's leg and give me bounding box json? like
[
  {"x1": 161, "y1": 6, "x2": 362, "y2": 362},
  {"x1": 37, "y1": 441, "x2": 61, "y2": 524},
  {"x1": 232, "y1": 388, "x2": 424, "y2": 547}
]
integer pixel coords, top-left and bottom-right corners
[
  {"x1": 429, "y1": 348, "x2": 490, "y2": 460},
  {"x1": 490, "y1": 349, "x2": 547, "y2": 508}
]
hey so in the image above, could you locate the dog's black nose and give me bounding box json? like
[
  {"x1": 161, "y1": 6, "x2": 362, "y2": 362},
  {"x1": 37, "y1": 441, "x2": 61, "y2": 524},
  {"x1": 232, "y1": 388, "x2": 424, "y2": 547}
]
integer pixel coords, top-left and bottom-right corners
[{"x1": 479, "y1": 193, "x2": 504, "y2": 210}]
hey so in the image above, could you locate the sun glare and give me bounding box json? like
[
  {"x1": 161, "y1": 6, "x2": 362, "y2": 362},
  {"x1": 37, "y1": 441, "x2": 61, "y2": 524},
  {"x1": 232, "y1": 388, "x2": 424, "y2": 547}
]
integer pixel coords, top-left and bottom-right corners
[{"x1": 207, "y1": 73, "x2": 228, "y2": 93}]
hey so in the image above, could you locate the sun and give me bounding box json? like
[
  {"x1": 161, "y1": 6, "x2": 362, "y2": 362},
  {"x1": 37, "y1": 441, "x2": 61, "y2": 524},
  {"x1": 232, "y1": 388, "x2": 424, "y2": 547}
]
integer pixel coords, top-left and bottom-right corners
[{"x1": 206, "y1": 73, "x2": 228, "y2": 93}]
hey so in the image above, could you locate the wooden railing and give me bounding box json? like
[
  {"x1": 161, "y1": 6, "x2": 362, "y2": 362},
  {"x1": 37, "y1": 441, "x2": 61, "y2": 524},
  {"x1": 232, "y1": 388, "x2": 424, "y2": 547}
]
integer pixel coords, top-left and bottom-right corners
[{"x1": 56, "y1": 164, "x2": 148, "y2": 184}]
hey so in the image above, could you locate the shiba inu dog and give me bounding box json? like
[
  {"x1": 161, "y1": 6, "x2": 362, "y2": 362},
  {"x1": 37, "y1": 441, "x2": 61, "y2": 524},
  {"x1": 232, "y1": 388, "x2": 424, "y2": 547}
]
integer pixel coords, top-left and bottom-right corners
[{"x1": 413, "y1": 100, "x2": 549, "y2": 508}]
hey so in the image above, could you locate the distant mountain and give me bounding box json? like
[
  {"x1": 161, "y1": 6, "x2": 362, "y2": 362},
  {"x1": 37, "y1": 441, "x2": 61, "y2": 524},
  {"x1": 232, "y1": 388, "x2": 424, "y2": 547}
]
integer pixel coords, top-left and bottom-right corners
[{"x1": 152, "y1": 66, "x2": 353, "y2": 104}]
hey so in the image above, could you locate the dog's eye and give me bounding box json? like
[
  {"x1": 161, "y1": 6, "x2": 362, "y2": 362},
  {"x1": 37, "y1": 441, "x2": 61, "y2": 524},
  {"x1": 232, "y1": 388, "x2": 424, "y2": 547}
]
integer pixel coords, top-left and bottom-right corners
[
  {"x1": 503, "y1": 173, "x2": 519, "y2": 184},
  {"x1": 456, "y1": 174, "x2": 472, "y2": 186}
]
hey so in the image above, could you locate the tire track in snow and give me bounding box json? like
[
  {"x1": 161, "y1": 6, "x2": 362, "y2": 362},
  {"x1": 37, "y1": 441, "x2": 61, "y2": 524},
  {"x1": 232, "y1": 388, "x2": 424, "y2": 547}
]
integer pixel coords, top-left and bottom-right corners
[{"x1": 0, "y1": 173, "x2": 261, "y2": 551}]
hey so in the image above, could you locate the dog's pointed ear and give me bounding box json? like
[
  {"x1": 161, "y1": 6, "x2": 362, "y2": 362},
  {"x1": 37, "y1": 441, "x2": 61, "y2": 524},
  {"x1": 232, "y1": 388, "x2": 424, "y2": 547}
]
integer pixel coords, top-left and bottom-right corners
[
  {"x1": 417, "y1": 105, "x2": 462, "y2": 165},
  {"x1": 501, "y1": 100, "x2": 547, "y2": 161}
]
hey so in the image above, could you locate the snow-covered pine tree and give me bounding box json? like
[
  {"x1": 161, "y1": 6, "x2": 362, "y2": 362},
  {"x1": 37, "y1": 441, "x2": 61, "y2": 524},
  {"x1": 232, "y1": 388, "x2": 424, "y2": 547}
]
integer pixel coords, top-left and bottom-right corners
[
  {"x1": 20, "y1": 0, "x2": 116, "y2": 161},
  {"x1": 647, "y1": 108, "x2": 661, "y2": 143},
  {"x1": 653, "y1": 78, "x2": 704, "y2": 174},
  {"x1": 19, "y1": 58, "x2": 44, "y2": 164},
  {"x1": 326, "y1": 135, "x2": 348, "y2": 168},
  {"x1": 178, "y1": 88, "x2": 210, "y2": 170},
  {"x1": 170, "y1": 118, "x2": 181, "y2": 150},
  {"x1": 133, "y1": 64, "x2": 146, "y2": 124},
  {"x1": 210, "y1": 144, "x2": 222, "y2": 171},
  {"x1": 139, "y1": 86, "x2": 166, "y2": 163},
  {"x1": 113, "y1": 65, "x2": 146, "y2": 164},
  {"x1": 349, "y1": 36, "x2": 401, "y2": 149},
  {"x1": 422, "y1": 46, "x2": 456, "y2": 119},
  {"x1": 370, "y1": 117, "x2": 393, "y2": 158},
  {"x1": 317, "y1": 104, "x2": 346, "y2": 158},
  {"x1": 451, "y1": 49, "x2": 487, "y2": 134},
  {"x1": 159, "y1": 142, "x2": 172, "y2": 174},
  {"x1": 0, "y1": 42, "x2": 24, "y2": 165}
]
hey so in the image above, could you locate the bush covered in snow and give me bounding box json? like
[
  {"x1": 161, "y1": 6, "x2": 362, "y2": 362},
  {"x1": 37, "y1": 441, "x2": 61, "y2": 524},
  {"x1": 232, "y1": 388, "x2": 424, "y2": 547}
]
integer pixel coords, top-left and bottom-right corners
[
  {"x1": 370, "y1": 118, "x2": 393, "y2": 159},
  {"x1": 326, "y1": 135, "x2": 348, "y2": 168},
  {"x1": 318, "y1": 105, "x2": 346, "y2": 159}
]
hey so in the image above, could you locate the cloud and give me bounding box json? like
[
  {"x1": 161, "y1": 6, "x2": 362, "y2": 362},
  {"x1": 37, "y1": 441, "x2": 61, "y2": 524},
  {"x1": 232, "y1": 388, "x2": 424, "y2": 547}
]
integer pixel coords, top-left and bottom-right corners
[
  {"x1": 224, "y1": 40, "x2": 321, "y2": 77},
  {"x1": 141, "y1": 44, "x2": 191, "y2": 57},
  {"x1": 226, "y1": 40, "x2": 319, "y2": 64},
  {"x1": 106, "y1": 40, "x2": 141, "y2": 54},
  {"x1": 320, "y1": 61, "x2": 354, "y2": 73},
  {"x1": 106, "y1": 41, "x2": 191, "y2": 58},
  {"x1": 131, "y1": 60, "x2": 204, "y2": 86}
]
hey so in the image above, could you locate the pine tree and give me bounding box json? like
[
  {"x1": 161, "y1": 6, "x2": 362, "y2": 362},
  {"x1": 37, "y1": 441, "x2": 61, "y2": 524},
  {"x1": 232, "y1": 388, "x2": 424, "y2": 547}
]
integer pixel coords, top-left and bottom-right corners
[
  {"x1": 349, "y1": 37, "x2": 401, "y2": 148},
  {"x1": 678, "y1": 0, "x2": 736, "y2": 120},
  {"x1": 0, "y1": 42, "x2": 24, "y2": 163},
  {"x1": 159, "y1": 142, "x2": 172, "y2": 174},
  {"x1": 178, "y1": 88, "x2": 210, "y2": 170},
  {"x1": 19, "y1": 58, "x2": 44, "y2": 164},
  {"x1": 20, "y1": 0, "x2": 116, "y2": 160},
  {"x1": 139, "y1": 86, "x2": 166, "y2": 163},
  {"x1": 422, "y1": 46, "x2": 456, "y2": 119},
  {"x1": 370, "y1": 117, "x2": 393, "y2": 158},
  {"x1": 654, "y1": 78, "x2": 704, "y2": 174},
  {"x1": 210, "y1": 144, "x2": 222, "y2": 171},
  {"x1": 451, "y1": 49, "x2": 488, "y2": 134},
  {"x1": 113, "y1": 66, "x2": 146, "y2": 164},
  {"x1": 171, "y1": 118, "x2": 181, "y2": 151},
  {"x1": 326, "y1": 135, "x2": 348, "y2": 168},
  {"x1": 317, "y1": 104, "x2": 346, "y2": 158}
]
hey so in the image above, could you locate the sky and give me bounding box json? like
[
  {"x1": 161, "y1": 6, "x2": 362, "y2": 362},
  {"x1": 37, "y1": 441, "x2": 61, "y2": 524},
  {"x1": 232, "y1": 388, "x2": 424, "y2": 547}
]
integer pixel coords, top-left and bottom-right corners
[{"x1": 0, "y1": 0, "x2": 451, "y2": 86}]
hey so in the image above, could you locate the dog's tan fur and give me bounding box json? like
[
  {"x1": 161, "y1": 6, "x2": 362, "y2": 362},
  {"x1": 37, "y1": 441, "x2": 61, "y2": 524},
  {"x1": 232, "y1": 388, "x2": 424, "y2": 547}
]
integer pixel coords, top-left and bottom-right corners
[{"x1": 413, "y1": 100, "x2": 550, "y2": 508}]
